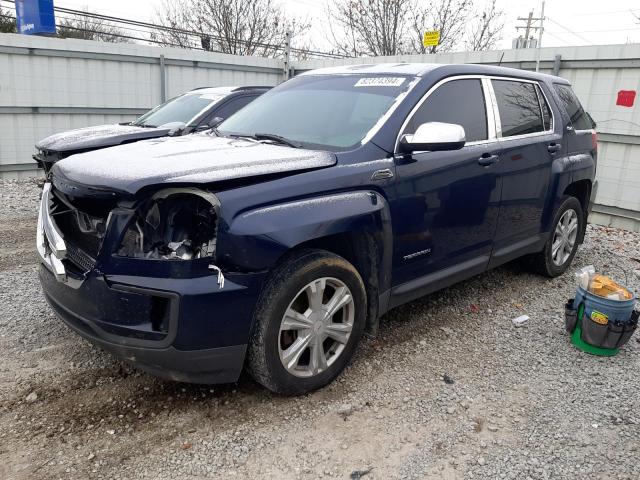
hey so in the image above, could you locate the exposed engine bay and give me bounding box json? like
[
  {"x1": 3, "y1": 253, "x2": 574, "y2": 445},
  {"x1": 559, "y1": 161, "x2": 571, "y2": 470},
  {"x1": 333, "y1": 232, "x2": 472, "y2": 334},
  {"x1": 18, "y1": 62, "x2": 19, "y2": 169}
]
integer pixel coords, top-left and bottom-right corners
[{"x1": 118, "y1": 188, "x2": 219, "y2": 260}]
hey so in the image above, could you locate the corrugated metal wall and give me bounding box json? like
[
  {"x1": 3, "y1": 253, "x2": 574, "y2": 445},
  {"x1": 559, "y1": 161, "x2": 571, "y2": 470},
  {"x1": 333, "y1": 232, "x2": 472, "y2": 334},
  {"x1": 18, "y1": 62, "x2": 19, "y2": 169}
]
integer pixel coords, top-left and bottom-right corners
[
  {"x1": 0, "y1": 34, "x2": 638, "y2": 229},
  {"x1": 0, "y1": 33, "x2": 283, "y2": 178}
]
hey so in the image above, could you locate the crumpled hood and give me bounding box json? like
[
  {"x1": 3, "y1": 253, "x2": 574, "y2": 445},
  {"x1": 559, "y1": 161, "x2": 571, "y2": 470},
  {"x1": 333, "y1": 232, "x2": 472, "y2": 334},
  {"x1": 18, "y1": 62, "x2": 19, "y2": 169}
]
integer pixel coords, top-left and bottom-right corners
[
  {"x1": 52, "y1": 135, "x2": 337, "y2": 195},
  {"x1": 36, "y1": 124, "x2": 171, "y2": 152}
]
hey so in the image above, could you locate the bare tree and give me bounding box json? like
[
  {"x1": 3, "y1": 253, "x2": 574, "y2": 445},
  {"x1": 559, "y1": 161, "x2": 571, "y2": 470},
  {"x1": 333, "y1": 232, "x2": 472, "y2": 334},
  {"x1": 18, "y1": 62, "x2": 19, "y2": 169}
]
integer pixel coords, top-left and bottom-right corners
[
  {"x1": 150, "y1": 0, "x2": 193, "y2": 48},
  {"x1": 327, "y1": 0, "x2": 414, "y2": 56},
  {"x1": 412, "y1": 0, "x2": 472, "y2": 54},
  {"x1": 153, "y1": 0, "x2": 309, "y2": 57},
  {"x1": 464, "y1": 0, "x2": 504, "y2": 51},
  {"x1": 328, "y1": 0, "x2": 504, "y2": 56},
  {"x1": 0, "y1": 5, "x2": 17, "y2": 33},
  {"x1": 57, "y1": 10, "x2": 130, "y2": 42}
]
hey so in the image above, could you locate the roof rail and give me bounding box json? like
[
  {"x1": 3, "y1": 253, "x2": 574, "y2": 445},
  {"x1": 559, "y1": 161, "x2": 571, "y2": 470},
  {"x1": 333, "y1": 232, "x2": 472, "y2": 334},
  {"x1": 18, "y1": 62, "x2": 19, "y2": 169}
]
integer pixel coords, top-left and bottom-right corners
[{"x1": 232, "y1": 85, "x2": 272, "y2": 91}]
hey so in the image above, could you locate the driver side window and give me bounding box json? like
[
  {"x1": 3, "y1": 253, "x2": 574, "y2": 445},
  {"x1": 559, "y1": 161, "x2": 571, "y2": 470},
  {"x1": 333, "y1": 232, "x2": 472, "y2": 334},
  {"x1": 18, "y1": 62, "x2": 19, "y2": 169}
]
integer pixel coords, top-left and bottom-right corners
[{"x1": 404, "y1": 79, "x2": 488, "y2": 142}]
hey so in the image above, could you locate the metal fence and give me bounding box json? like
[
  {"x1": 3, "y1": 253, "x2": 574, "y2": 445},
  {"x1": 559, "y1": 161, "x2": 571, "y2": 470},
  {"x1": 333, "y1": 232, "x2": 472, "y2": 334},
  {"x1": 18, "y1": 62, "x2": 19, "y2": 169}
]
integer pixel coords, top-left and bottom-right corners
[
  {"x1": 1, "y1": 33, "x2": 639, "y2": 230},
  {"x1": 0, "y1": 33, "x2": 283, "y2": 178}
]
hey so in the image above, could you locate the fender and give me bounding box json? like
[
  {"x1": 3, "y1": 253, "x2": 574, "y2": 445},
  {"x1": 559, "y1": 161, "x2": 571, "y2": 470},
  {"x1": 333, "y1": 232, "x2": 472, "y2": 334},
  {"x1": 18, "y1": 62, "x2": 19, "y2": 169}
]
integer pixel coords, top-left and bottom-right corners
[
  {"x1": 218, "y1": 190, "x2": 393, "y2": 280},
  {"x1": 542, "y1": 154, "x2": 575, "y2": 233},
  {"x1": 570, "y1": 152, "x2": 596, "y2": 185}
]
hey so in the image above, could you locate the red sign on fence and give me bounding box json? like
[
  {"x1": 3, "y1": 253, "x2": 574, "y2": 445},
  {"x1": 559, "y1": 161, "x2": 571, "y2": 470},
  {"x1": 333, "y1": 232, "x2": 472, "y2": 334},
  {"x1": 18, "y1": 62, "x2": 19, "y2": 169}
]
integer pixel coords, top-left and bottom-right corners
[{"x1": 616, "y1": 90, "x2": 636, "y2": 107}]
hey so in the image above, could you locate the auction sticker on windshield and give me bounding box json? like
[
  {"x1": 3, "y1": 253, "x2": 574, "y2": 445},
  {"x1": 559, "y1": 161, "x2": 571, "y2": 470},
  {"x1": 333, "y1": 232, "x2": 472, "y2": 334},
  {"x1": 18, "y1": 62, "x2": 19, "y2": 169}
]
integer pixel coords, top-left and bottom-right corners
[{"x1": 355, "y1": 77, "x2": 405, "y2": 87}]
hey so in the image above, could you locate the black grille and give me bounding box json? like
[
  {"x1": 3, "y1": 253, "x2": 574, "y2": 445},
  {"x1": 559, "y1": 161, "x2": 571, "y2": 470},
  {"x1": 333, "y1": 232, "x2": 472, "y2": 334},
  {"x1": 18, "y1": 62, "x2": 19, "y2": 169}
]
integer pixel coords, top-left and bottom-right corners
[
  {"x1": 49, "y1": 188, "x2": 109, "y2": 270},
  {"x1": 66, "y1": 243, "x2": 96, "y2": 272}
]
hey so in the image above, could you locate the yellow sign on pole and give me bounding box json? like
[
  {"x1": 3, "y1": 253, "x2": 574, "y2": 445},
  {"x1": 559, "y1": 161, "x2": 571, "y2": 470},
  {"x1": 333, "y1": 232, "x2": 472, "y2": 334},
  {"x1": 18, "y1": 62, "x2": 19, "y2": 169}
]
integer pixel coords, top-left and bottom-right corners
[{"x1": 423, "y1": 30, "x2": 440, "y2": 48}]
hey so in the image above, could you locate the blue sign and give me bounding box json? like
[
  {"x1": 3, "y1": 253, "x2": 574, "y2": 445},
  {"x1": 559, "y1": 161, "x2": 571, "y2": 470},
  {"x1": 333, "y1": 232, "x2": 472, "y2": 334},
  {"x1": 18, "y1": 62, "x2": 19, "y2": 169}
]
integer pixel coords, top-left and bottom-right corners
[{"x1": 15, "y1": 0, "x2": 56, "y2": 36}]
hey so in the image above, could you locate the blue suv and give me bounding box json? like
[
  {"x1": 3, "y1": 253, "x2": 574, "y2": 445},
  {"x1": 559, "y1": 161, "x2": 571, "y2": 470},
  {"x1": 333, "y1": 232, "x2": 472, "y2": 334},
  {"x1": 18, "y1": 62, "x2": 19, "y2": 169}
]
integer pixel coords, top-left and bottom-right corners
[{"x1": 38, "y1": 64, "x2": 597, "y2": 394}]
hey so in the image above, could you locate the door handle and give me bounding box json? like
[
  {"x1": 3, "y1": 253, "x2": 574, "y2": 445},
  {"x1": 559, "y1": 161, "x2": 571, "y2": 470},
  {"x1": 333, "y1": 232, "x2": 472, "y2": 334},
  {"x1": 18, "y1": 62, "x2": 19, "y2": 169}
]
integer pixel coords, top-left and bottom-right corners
[
  {"x1": 548, "y1": 143, "x2": 562, "y2": 154},
  {"x1": 477, "y1": 153, "x2": 500, "y2": 166}
]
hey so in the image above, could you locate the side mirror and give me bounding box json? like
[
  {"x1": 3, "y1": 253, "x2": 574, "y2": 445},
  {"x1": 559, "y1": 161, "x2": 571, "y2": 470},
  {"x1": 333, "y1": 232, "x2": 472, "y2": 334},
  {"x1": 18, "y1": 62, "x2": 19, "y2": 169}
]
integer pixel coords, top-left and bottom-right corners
[
  {"x1": 209, "y1": 116, "x2": 224, "y2": 128},
  {"x1": 193, "y1": 117, "x2": 224, "y2": 133},
  {"x1": 400, "y1": 122, "x2": 466, "y2": 153},
  {"x1": 587, "y1": 112, "x2": 597, "y2": 129},
  {"x1": 161, "y1": 121, "x2": 187, "y2": 136}
]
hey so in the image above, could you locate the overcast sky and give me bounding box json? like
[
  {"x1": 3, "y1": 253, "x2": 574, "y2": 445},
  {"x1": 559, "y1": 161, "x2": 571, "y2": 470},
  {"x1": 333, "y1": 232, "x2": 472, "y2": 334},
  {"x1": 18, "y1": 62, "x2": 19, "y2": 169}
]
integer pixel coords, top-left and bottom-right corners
[{"x1": 31, "y1": 0, "x2": 640, "y2": 51}]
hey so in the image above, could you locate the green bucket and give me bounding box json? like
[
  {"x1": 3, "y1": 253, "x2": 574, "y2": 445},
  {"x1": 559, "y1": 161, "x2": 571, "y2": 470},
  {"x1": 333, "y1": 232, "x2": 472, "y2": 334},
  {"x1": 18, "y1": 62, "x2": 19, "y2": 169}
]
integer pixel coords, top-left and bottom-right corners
[{"x1": 566, "y1": 298, "x2": 637, "y2": 356}]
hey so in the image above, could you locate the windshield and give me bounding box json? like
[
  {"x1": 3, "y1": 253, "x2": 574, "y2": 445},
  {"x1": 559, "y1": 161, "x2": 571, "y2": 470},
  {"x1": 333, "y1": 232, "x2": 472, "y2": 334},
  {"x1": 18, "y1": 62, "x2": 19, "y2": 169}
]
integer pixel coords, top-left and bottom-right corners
[
  {"x1": 134, "y1": 92, "x2": 226, "y2": 128},
  {"x1": 218, "y1": 74, "x2": 414, "y2": 150}
]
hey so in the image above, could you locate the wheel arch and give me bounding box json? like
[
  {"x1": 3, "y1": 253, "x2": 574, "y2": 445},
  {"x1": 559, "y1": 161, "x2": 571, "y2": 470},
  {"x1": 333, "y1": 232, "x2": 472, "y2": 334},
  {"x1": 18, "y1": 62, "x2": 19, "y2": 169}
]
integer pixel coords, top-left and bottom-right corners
[
  {"x1": 219, "y1": 190, "x2": 394, "y2": 334},
  {"x1": 563, "y1": 179, "x2": 592, "y2": 243},
  {"x1": 284, "y1": 230, "x2": 388, "y2": 336}
]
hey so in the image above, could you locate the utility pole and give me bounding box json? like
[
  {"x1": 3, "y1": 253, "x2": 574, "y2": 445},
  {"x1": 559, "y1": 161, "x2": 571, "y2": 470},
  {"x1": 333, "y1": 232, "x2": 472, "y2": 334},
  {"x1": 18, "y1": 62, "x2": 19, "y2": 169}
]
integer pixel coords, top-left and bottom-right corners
[
  {"x1": 514, "y1": 2, "x2": 545, "y2": 71},
  {"x1": 523, "y1": 11, "x2": 533, "y2": 47},
  {"x1": 515, "y1": 10, "x2": 536, "y2": 48},
  {"x1": 535, "y1": 1, "x2": 546, "y2": 72}
]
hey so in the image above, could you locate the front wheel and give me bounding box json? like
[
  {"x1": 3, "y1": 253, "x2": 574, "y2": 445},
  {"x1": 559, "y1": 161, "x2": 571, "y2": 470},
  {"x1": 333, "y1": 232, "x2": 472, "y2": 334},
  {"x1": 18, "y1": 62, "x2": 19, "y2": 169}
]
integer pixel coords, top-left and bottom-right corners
[
  {"x1": 530, "y1": 196, "x2": 584, "y2": 277},
  {"x1": 246, "y1": 249, "x2": 367, "y2": 395}
]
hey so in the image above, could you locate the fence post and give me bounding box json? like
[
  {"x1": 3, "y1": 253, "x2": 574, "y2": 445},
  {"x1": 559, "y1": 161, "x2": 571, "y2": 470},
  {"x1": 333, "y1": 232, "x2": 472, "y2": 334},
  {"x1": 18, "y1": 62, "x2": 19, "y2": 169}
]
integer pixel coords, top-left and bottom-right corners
[
  {"x1": 283, "y1": 31, "x2": 292, "y2": 81},
  {"x1": 552, "y1": 54, "x2": 562, "y2": 76},
  {"x1": 159, "y1": 54, "x2": 167, "y2": 103}
]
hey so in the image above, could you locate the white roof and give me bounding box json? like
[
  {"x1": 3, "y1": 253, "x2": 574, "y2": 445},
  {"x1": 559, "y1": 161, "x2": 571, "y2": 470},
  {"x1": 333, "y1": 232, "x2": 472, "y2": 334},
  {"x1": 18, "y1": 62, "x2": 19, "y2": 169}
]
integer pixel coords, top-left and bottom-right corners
[{"x1": 300, "y1": 63, "x2": 441, "y2": 77}]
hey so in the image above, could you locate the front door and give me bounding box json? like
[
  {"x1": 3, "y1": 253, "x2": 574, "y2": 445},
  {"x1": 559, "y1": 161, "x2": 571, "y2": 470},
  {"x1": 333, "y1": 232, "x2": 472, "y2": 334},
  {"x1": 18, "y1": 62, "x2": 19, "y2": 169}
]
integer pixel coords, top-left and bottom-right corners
[{"x1": 391, "y1": 78, "x2": 502, "y2": 295}]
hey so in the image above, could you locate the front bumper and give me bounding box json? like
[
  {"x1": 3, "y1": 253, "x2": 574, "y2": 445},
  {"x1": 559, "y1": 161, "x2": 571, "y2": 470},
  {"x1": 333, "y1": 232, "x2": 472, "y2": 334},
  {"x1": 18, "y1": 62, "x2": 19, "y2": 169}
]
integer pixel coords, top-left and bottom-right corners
[
  {"x1": 37, "y1": 181, "x2": 266, "y2": 384},
  {"x1": 40, "y1": 264, "x2": 265, "y2": 384}
]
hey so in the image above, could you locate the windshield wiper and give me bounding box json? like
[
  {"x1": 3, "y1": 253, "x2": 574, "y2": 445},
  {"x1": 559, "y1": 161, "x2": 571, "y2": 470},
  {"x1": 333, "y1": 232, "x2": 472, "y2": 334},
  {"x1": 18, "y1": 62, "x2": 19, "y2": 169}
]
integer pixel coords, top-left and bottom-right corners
[{"x1": 254, "y1": 133, "x2": 302, "y2": 148}]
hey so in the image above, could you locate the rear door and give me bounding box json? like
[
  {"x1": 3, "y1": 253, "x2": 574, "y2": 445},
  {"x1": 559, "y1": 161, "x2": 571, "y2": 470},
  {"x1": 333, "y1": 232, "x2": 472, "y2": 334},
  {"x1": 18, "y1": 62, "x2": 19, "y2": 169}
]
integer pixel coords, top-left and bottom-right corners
[
  {"x1": 553, "y1": 83, "x2": 596, "y2": 157},
  {"x1": 489, "y1": 78, "x2": 560, "y2": 262}
]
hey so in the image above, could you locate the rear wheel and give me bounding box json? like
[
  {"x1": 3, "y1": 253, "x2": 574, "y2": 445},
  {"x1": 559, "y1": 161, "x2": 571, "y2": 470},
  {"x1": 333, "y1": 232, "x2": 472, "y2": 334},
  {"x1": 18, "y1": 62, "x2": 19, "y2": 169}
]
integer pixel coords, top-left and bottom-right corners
[
  {"x1": 529, "y1": 196, "x2": 584, "y2": 277},
  {"x1": 247, "y1": 249, "x2": 367, "y2": 395}
]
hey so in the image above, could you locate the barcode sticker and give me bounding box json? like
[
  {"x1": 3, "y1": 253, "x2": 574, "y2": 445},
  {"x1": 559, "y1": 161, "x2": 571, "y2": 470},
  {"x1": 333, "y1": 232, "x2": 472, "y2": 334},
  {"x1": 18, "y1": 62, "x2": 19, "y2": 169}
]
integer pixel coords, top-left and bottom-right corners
[{"x1": 354, "y1": 77, "x2": 405, "y2": 87}]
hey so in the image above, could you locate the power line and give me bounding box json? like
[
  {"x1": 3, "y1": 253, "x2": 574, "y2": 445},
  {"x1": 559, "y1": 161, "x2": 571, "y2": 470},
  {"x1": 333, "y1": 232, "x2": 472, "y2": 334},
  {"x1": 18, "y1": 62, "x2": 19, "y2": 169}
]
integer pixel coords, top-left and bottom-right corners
[
  {"x1": 0, "y1": 0, "x2": 351, "y2": 59},
  {"x1": 545, "y1": 17, "x2": 594, "y2": 45},
  {"x1": 554, "y1": 26, "x2": 640, "y2": 34},
  {"x1": 0, "y1": 12, "x2": 193, "y2": 48},
  {"x1": 566, "y1": 8, "x2": 640, "y2": 17}
]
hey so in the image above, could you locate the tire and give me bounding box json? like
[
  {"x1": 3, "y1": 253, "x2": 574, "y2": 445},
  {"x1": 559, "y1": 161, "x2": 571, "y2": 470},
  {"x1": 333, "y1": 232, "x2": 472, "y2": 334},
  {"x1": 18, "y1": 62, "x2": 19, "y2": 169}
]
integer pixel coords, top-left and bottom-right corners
[
  {"x1": 246, "y1": 249, "x2": 367, "y2": 395},
  {"x1": 529, "y1": 196, "x2": 584, "y2": 277}
]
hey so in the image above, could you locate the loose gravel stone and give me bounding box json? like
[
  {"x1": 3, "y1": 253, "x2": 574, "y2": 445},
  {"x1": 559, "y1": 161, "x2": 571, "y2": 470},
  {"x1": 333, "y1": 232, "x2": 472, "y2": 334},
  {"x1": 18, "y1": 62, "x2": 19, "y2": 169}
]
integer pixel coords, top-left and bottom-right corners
[
  {"x1": 337, "y1": 403, "x2": 354, "y2": 419},
  {"x1": 25, "y1": 391, "x2": 38, "y2": 403},
  {"x1": 2, "y1": 179, "x2": 640, "y2": 480}
]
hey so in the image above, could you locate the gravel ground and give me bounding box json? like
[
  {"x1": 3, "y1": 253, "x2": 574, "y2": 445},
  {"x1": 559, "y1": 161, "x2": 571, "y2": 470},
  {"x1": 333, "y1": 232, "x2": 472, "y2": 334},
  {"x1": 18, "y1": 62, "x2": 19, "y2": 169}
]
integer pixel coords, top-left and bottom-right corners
[{"x1": 1, "y1": 178, "x2": 640, "y2": 480}]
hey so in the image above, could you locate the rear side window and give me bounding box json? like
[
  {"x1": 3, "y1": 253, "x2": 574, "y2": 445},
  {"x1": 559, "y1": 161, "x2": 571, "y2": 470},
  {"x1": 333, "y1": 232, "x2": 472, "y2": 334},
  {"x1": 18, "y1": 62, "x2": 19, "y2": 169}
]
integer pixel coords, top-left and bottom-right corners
[
  {"x1": 554, "y1": 84, "x2": 592, "y2": 130},
  {"x1": 404, "y1": 79, "x2": 488, "y2": 142},
  {"x1": 537, "y1": 85, "x2": 553, "y2": 130},
  {"x1": 492, "y1": 80, "x2": 544, "y2": 137}
]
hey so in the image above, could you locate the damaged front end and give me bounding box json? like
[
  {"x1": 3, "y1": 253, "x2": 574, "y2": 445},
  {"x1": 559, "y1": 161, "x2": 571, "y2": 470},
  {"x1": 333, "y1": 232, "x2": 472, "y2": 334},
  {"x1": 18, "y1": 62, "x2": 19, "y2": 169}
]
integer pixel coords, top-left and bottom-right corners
[
  {"x1": 39, "y1": 181, "x2": 223, "y2": 287},
  {"x1": 117, "y1": 188, "x2": 219, "y2": 262}
]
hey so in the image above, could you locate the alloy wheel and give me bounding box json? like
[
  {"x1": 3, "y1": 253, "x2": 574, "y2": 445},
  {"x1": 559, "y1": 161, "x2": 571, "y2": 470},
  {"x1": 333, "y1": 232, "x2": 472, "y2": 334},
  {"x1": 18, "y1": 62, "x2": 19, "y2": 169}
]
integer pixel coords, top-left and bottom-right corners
[
  {"x1": 551, "y1": 209, "x2": 579, "y2": 266},
  {"x1": 278, "y1": 277, "x2": 355, "y2": 378}
]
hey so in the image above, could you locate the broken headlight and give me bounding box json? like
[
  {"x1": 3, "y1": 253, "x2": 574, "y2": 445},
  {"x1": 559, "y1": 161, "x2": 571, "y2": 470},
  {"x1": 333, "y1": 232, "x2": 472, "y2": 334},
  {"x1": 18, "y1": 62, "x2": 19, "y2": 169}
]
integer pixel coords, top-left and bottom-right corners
[{"x1": 117, "y1": 188, "x2": 219, "y2": 260}]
